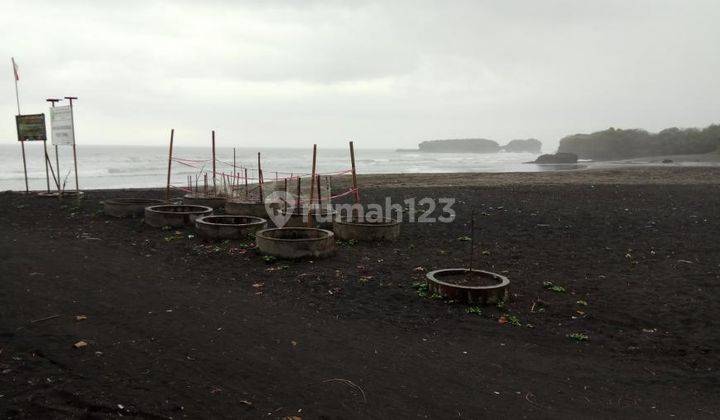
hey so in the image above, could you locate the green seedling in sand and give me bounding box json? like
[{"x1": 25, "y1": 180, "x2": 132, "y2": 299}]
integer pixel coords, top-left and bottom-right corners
[
  {"x1": 543, "y1": 281, "x2": 566, "y2": 293},
  {"x1": 466, "y1": 306, "x2": 483, "y2": 315},
  {"x1": 568, "y1": 332, "x2": 589, "y2": 342},
  {"x1": 412, "y1": 281, "x2": 429, "y2": 297},
  {"x1": 506, "y1": 314, "x2": 522, "y2": 327},
  {"x1": 576, "y1": 299, "x2": 588, "y2": 306},
  {"x1": 262, "y1": 255, "x2": 277, "y2": 264},
  {"x1": 457, "y1": 236, "x2": 471, "y2": 242}
]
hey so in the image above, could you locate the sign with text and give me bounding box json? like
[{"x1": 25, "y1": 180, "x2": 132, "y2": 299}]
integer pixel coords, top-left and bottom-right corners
[
  {"x1": 15, "y1": 114, "x2": 47, "y2": 141},
  {"x1": 50, "y1": 105, "x2": 75, "y2": 146}
]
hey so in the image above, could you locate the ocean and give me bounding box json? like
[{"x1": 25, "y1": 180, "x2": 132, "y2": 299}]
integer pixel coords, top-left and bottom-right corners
[{"x1": 0, "y1": 144, "x2": 549, "y2": 191}]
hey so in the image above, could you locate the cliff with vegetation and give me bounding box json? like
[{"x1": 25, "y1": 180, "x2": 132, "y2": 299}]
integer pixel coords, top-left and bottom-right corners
[{"x1": 558, "y1": 125, "x2": 720, "y2": 160}]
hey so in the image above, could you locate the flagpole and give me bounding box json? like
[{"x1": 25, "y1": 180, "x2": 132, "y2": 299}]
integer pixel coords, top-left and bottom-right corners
[{"x1": 13, "y1": 57, "x2": 29, "y2": 193}]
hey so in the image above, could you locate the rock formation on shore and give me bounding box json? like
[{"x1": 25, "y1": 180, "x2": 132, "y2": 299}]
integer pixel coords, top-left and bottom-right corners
[
  {"x1": 503, "y1": 138, "x2": 542, "y2": 153},
  {"x1": 533, "y1": 153, "x2": 578, "y2": 164},
  {"x1": 402, "y1": 138, "x2": 543, "y2": 154},
  {"x1": 418, "y1": 138, "x2": 501, "y2": 153},
  {"x1": 558, "y1": 125, "x2": 720, "y2": 160}
]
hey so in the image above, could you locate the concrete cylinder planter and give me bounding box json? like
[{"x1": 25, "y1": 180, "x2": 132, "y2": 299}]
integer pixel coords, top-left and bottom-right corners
[
  {"x1": 103, "y1": 198, "x2": 165, "y2": 218},
  {"x1": 195, "y1": 215, "x2": 267, "y2": 240},
  {"x1": 426, "y1": 268, "x2": 510, "y2": 305},
  {"x1": 144, "y1": 205, "x2": 213, "y2": 228},
  {"x1": 333, "y1": 217, "x2": 400, "y2": 241},
  {"x1": 256, "y1": 227, "x2": 336, "y2": 259},
  {"x1": 225, "y1": 200, "x2": 269, "y2": 218},
  {"x1": 183, "y1": 194, "x2": 226, "y2": 209}
]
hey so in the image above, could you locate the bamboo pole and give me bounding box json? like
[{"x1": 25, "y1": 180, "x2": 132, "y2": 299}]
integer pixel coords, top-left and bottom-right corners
[
  {"x1": 284, "y1": 178, "x2": 288, "y2": 213},
  {"x1": 307, "y1": 144, "x2": 317, "y2": 227},
  {"x1": 211, "y1": 130, "x2": 216, "y2": 194},
  {"x1": 257, "y1": 152, "x2": 264, "y2": 203},
  {"x1": 244, "y1": 168, "x2": 248, "y2": 200},
  {"x1": 20, "y1": 140, "x2": 28, "y2": 193},
  {"x1": 165, "y1": 129, "x2": 174, "y2": 201},
  {"x1": 349, "y1": 141, "x2": 359, "y2": 203}
]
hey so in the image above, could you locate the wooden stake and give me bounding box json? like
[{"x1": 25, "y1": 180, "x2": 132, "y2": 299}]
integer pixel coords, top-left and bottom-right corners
[
  {"x1": 257, "y1": 152, "x2": 264, "y2": 203},
  {"x1": 349, "y1": 141, "x2": 359, "y2": 203},
  {"x1": 308, "y1": 144, "x2": 317, "y2": 227},
  {"x1": 211, "y1": 130, "x2": 216, "y2": 193},
  {"x1": 20, "y1": 140, "x2": 28, "y2": 193},
  {"x1": 165, "y1": 129, "x2": 174, "y2": 201},
  {"x1": 244, "y1": 168, "x2": 248, "y2": 200},
  {"x1": 284, "y1": 178, "x2": 288, "y2": 213},
  {"x1": 296, "y1": 176, "x2": 302, "y2": 209},
  {"x1": 316, "y1": 174, "x2": 321, "y2": 206},
  {"x1": 469, "y1": 208, "x2": 475, "y2": 271}
]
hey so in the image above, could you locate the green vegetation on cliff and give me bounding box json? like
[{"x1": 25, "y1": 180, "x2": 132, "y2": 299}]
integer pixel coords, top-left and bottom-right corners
[{"x1": 558, "y1": 125, "x2": 720, "y2": 160}]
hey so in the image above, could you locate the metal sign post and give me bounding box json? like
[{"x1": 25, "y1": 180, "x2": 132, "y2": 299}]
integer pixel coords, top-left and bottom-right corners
[
  {"x1": 47, "y1": 98, "x2": 61, "y2": 192},
  {"x1": 64, "y1": 96, "x2": 79, "y2": 195}
]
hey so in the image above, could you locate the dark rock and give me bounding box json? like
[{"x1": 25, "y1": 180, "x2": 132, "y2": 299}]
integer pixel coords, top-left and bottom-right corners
[
  {"x1": 662, "y1": 159, "x2": 673, "y2": 163},
  {"x1": 533, "y1": 153, "x2": 578, "y2": 164},
  {"x1": 502, "y1": 138, "x2": 542, "y2": 154}
]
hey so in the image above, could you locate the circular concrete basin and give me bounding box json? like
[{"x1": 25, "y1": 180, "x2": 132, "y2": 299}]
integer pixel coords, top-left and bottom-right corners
[
  {"x1": 183, "y1": 194, "x2": 226, "y2": 209},
  {"x1": 195, "y1": 215, "x2": 267, "y2": 240},
  {"x1": 256, "y1": 227, "x2": 336, "y2": 259},
  {"x1": 103, "y1": 198, "x2": 165, "y2": 218},
  {"x1": 145, "y1": 204, "x2": 213, "y2": 228},
  {"x1": 426, "y1": 268, "x2": 510, "y2": 304},
  {"x1": 333, "y1": 217, "x2": 400, "y2": 241}
]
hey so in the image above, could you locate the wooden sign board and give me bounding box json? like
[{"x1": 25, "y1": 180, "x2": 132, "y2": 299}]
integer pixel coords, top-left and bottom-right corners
[{"x1": 16, "y1": 114, "x2": 47, "y2": 141}]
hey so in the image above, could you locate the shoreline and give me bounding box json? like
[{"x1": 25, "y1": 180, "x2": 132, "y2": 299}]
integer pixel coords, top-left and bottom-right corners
[{"x1": 4, "y1": 166, "x2": 720, "y2": 194}]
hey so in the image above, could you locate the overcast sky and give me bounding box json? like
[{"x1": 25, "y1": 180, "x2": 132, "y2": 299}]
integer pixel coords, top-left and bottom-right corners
[{"x1": 2, "y1": 0, "x2": 719, "y2": 150}]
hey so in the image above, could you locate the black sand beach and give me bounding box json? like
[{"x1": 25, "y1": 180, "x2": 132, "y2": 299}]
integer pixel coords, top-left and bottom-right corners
[{"x1": 1, "y1": 167, "x2": 719, "y2": 418}]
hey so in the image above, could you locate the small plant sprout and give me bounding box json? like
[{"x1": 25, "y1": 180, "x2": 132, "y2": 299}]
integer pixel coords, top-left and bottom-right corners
[
  {"x1": 262, "y1": 255, "x2": 277, "y2": 264},
  {"x1": 466, "y1": 306, "x2": 482, "y2": 315},
  {"x1": 576, "y1": 299, "x2": 588, "y2": 306},
  {"x1": 457, "y1": 236, "x2": 471, "y2": 242},
  {"x1": 568, "y1": 332, "x2": 589, "y2": 342},
  {"x1": 542, "y1": 281, "x2": 566, "y2": 293}
]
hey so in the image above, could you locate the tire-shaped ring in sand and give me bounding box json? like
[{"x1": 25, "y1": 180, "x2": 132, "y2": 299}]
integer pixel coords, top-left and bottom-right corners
[
  {"x1": 426, "y1": 268, "x2": 510, "y2": 305},
  {"x1": 255, "y1": 227, "x2": 336, "y2": 259},
  {"x1": 103, "y1": 198, "x2": 165, "y2": 218},
  {"x1": 195, "y1": 215, "x2": 267, "y2": 240},
  {"x1": 144, "y1": 205, "x2": 213, "y2": 228},
  {"x1": 333, "y1": 217, "x2": 400, "y2": 241}
]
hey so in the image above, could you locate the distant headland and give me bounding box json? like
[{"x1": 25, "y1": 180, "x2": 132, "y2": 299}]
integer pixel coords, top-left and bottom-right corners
[{"x1": 397, "y1": 138, "x2": 542, "y2": 154}]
